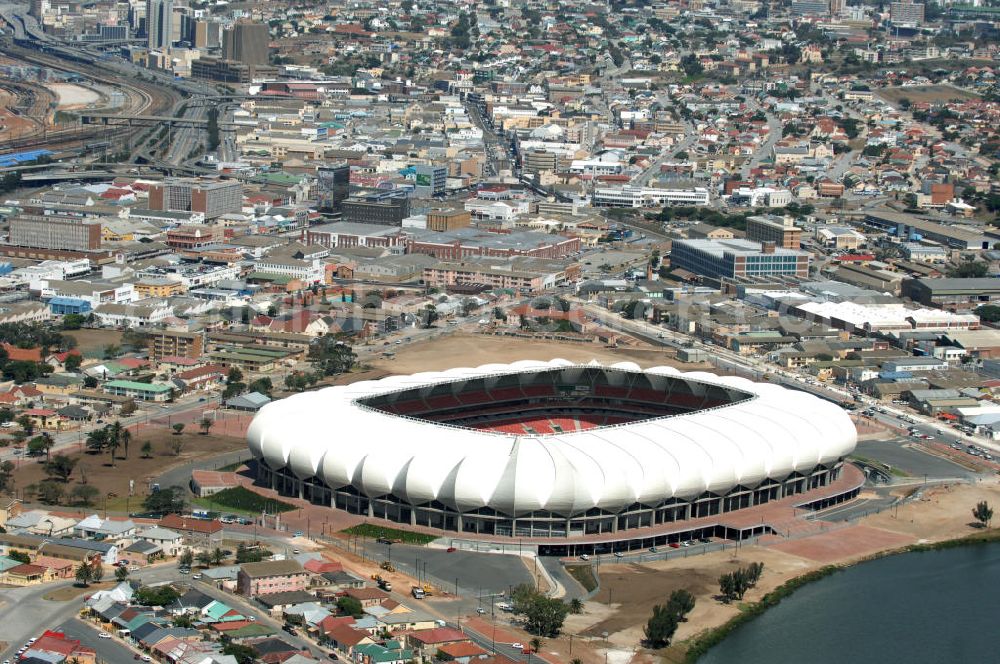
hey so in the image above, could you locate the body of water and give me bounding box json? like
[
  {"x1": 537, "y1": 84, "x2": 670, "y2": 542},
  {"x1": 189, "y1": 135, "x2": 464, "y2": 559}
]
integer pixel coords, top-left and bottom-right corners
[{"x1": 699, "y1": 543, "x2": 1000, "y2": 664}]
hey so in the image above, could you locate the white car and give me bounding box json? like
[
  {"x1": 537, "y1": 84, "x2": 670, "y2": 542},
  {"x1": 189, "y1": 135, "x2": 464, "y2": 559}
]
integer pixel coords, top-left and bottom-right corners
[
  {"x1": 98, "y1": 633, "x2": 112, "y2": 639},
  {"x1": 511, "y1": 643, "x2": 523, "y2": 650}
]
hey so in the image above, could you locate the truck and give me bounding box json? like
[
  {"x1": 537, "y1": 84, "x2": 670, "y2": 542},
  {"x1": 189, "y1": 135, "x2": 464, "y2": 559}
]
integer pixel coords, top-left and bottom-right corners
[
  {"x1": 379, "y1": 560, "x2": 395, "y2": 572},
  {"x1": 411, "y1": 586, "x2": 426, "y2": 599}
]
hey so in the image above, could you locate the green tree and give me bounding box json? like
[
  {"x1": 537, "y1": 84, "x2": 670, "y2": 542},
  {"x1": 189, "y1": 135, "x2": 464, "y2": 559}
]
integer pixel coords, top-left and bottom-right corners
[
  {"x1": 568, "y1": 598, "x2": 583, "y2": 614},
  {"x1": 973, "y1": 500, "x2": 993, "y2": 528},
  {"x1": 196, "y1": 550, "x2": 213, "y2": 567},
  {"x1": 247, "y1": 377, "x2": 273, "y2": 396},
  {"x1": 36, "y1": 480, "x2": 64, "y2": 505},
  {"x1": 666, "y1": 588, "x2": 696, "y2": 621},
  {"x1": 178, "y1": 549, "x2": 194, "y2": 568},
  {"x1": 309, "y1": 336, "x2": 357, "y2": 376},
  {"x1": 511, "y1": 584, "x2": 569, "y2": 637},
  {"x1": 8, "y1": 549, "x2": 30, "y2": 564},
  {"x1": 74, "y1": 562, "x2": 93, "y2": 586},
  {"x1": 143, "y1": 485, "x2": 187, "y2": 514},
  {"x1": 86, "y1": 427, "x2": 108, "y2": 454},
  {"x1": 135, "y1": 585, "x2": 180, "y2": 606},
  {"x1": 976, "y1": 305, "x2": 1000, "y2": 323},
  {"x1": 27, "y1": 435, "x2": 48, "y2": 458},
  {"x1": 115, "y1": 565, "x2": 130, "y2": 583},
  {"x1": 221, "y1": 642, "x2": 257, "y2": 664},
  {"x1": 71, "y1": 484, "x2": 100, "y2": 506},
  {"x1": 948, "y1": 262, "x2": 988, "y2": 278},
  {"x1": 172, "y1": 423, "x2": 185, "y2": 436},
  {"x1": 211, "y1": 547, "x2": 226, "y2": 565},
  {"x1": 420, "y1": 304, "x2": 438, "y2": 328},
  {"x1": 0, "y1": 460, "x2": 15, "y2": 493},
  {"x1": 337, "y1": 596, "x2": 365, "y2": 618},
  {"x1": 199, "y1": 417, "x2": 213, "y2": 435},
  {"x1": 61, "y1": 314, "x2": 86, "y2": 330},
  {"x1": 64, "y1": 354, "x2": 82, "y2": 372},
  {"x1": 644, "y1": 603, "x2": 679, "y2": 648},
  {"x1": 141, "y1": 440, "x2": 153, "y2": 458},
  {"x1": 46, "y1": 454, "x2": 77, "y2": 482}
]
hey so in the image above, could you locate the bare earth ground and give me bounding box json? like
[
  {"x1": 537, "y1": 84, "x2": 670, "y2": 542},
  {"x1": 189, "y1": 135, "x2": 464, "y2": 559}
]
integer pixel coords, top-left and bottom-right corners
[
  {"x1": 877, "y1": 84, "x2": 980, "y2": 105},
  {"x1": 366, "y1": 333, "x2": 706, "y2": 375},
  {"x1": 67, "y1": 328, "x2": 125, "y2": 357},
  {"x1": 10, "y1": 428, "x2": 246, "y2": 512}
]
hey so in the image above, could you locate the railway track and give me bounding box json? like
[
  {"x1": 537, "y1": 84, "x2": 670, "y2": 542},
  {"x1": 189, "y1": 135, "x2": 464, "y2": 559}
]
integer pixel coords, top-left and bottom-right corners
[{"x1": 0, "y1": 42, "x2": 180, "y2": 156}]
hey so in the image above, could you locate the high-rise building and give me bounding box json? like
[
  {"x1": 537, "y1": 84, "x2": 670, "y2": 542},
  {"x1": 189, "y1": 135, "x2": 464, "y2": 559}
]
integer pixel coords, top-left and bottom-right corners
[
  {"x1": 413, "y1": 164, "x2": 447, "y2": 196},
  {"x1": 149, "y1": 178, "x2": 243, "y2": 219},
  {"x1": 222, "y1": 21, "x2": 269, "y2": 66},
  {"x1": 890, "y1": 0, "x2": 925, "y2": 25},
  {"x1": 316, "y1": 164, "x2": 351, "y2": 211},
  {"x1": 9, "y1": 216, "x2": 102, "y2": 251},
  {"x1": 146, "y1": 0, "x2": 173, "y2": 50}
]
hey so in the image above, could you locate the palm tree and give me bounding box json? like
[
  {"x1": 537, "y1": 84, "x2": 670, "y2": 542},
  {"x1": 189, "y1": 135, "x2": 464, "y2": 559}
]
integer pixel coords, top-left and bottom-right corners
[
  {"x1": 75, "y1": 562, "x2": 93, "y2": 587},
  {"x1": 199, "y1": 417, "x2": 213, "y2": 435},
  {"x1": 40, "y1": 432, "x2": 54, "y2": 463},
  {"x1": 528, "y1": 637, "x2": 542, "y2": 661},
  {"x1": 120, "y1": 427, "x2": 131, "y2": 460},
  {"x1": 106, "y1": 421, "x2": 123, "y2": 465}
]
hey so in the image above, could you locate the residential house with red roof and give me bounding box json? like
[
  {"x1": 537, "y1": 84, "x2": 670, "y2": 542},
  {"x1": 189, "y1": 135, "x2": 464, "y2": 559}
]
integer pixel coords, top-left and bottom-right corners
[{"x1": 22, "y1": 630, "x2": 96, "y2": 663}]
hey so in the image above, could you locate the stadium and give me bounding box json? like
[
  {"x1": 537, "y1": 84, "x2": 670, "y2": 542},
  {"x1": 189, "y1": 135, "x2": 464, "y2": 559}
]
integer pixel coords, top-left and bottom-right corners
[{"x1": 247, "y1": 360, "x2": 859, "y2": 553}]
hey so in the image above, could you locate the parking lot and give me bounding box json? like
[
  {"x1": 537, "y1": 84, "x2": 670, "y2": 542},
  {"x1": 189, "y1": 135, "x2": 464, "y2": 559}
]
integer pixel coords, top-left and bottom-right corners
[
  {"x1": 855, "y1": 437, "x2": 978, "y2": 480},
  {"x1": 356, "y1": 540, "x2": 534, "y2": 598}
]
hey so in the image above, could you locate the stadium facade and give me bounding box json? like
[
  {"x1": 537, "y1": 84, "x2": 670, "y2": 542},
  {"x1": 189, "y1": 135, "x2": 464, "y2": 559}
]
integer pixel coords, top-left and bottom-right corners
[{"x1": 247, "y1": 360, "x2": 858, "y2": 547}]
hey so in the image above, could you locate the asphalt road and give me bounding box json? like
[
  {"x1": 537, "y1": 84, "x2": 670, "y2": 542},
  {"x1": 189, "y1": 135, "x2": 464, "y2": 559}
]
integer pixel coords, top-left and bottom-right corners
[{"x1": 855, "y1": 437, "x2": 976, "y2": 480}]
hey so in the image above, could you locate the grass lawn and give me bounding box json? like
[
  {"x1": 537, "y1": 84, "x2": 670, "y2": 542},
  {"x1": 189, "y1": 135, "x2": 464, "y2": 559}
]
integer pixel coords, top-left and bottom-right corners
[
  {"x1": 565, "y1": 564, "x2": 598, "y2": 593},
  {"x1": 193, "y1": 486, "x2": 297, "y2": 515},
  {"x1": 44, "y1": 581, "x2": 112, "y2": 601},
  {"x1": 340, "y1": 523, "x2": 438, "y2": 545}
]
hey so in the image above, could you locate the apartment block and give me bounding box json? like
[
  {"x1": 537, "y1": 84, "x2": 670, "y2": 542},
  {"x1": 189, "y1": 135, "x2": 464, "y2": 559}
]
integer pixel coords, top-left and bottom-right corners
[{"x1": 149, "y1": 329, "x2": 205, "y2": 361}]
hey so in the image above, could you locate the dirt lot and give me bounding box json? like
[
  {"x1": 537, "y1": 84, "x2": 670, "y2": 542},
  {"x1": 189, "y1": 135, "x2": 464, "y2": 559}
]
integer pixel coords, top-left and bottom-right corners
[
  {"x1": 366, "y1": 333, "x2": 704, "y2": 376},
  {"x1": 67, "y1": 328, "x2": 124, "y2": 357},
  {"x1": 877, "y1": 84, "x2": 979, "y2": 105},
  {"x1": 9, "y1": 427, "x2": 246, "y2": 512}
]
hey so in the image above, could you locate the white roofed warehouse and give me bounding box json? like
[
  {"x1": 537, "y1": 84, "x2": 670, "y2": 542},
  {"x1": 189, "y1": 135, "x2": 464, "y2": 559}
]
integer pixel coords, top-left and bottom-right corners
[{"x1": 246, "y1": 360, "x2": 859, "y2": 555}]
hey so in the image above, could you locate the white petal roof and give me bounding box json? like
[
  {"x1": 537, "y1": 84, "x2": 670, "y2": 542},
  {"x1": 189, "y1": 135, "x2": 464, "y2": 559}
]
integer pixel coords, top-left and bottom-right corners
[{"x1": 246, "y1": 360, "x2": 857, "y2": 517}]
